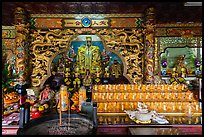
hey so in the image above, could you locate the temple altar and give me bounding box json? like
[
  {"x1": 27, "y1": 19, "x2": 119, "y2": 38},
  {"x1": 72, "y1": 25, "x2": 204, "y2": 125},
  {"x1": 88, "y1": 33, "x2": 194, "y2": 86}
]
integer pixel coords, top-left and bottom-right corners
[{"x1": 2, "y1": 2, "x2": 202, "y2": 135}]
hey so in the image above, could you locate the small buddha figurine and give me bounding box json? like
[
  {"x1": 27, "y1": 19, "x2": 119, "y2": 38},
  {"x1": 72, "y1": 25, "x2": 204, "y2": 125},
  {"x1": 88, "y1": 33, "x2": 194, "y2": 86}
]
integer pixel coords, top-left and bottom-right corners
[
  {"x1": 96, "y1": 67, "x2": 101, "y2": 78},
  {"x1": 172, "y1": 67, "x2": 177, "y2": 78},
  {"x1": 110, "y1": 60, "x2": 122, "y2": 78},
  {"x1": 57, "y1": 58, "x2": 65, "y2": 74},
  {"x1": 175, "y1": 55, "x2": 187, "y2": 77},
  {"x1": 74, "y1": 67, "x2": 80, "y2": 78},
  {"x1": 104, "y1": 67, "x2": 110, "y2": 78}
]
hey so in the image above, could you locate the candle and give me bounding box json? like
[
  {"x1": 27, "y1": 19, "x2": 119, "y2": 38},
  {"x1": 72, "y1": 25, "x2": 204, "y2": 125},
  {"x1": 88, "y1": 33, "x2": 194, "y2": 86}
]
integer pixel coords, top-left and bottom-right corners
[
  {"x1": 189, "y1": 93, "x2": 192, "y2": 100},
  {"x1": 163, "y1": 103, "x2": 166, "y2": 111},
  {"x1": 195, "y1": 103, "x2": 199, "y2": 111},
  {"x1": 188, "y1": 103, "x2": 192, "y2": 117},
  {"x1": 124, "y1": 84, "x2": 127, "y2": 90},
  {"x1": 104, "y1": 103, "x2": 107, "y2": 111},
  {"x1": 172, "y1": 102, "x2": 175, "y2": 111}
]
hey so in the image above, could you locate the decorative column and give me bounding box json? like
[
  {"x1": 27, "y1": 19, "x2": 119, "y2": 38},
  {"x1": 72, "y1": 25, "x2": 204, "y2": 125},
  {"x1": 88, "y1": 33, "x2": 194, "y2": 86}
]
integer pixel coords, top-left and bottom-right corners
[
  {"x1": 144, "y1": 7, "x2": 156, "y2": 83},
  {"x1": 14, "y1": 7, "x2": 30, "y2": 104}
]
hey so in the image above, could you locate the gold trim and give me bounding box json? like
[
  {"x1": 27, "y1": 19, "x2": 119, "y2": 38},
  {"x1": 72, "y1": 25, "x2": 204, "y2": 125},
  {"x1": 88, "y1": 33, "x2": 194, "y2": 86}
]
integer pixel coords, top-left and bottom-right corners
[
  {"x1": 97, "y1": 112, "x2": 202, "y2": 116},
  {"x1": 96, "y1": 29, "x2": 144, "y2": 84},
  {"x1": 156, "y1": 23, "x2": 202, "y2": 28},
  {"x1": 30, "y1": 14, "x2": 144, "y2": 18},
  {"x1": 154, "y1": 37, "x2": 159, "y2": 75},
  {"x1": 97, "y1": 113, "x2": 127, "y2": 116},
  {"x1": 158, "y1": 113, "x2": 202, "y2": 116},
  {"x1": 2, "y1": 26, "x2": 15, "y2": 30}
]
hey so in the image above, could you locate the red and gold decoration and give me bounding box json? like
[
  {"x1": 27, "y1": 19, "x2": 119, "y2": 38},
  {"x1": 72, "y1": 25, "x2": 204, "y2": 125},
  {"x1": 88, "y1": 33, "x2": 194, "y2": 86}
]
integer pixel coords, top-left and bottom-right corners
[
  {"x1": 14, "y1": 7, "x2": 30, "y2": 84},
  {"x1": 2, "y1": 39, "x2": 16, "y2": 49},
  {"x1": 156, "y1": 23, "x2": 202, "y2": 37},
  {"x1": 110, "y1": 18, "x2": 142, "y2": 28},
  {"x1": 34, "y1": 18, "x2": 62, "y2": 28},
  {"x1": 2, "y1": 26, "x2": 16, "y2": 39}
]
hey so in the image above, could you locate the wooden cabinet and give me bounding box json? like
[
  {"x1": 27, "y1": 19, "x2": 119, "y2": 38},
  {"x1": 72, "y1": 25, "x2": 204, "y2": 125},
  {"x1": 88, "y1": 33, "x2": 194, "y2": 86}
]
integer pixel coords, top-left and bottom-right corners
[{"x1": 97, "y1": 126, "x2": 128, "y2": 135}]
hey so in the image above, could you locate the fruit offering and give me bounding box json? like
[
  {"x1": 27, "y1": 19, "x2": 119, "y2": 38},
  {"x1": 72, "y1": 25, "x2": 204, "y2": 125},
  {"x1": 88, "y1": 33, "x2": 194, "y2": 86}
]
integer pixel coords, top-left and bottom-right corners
[
  {"x1": 4, "y1": 92, "x2": 19, "y2": 104},
  {"x1": 30, "y1": 102, "x2": 50, "y2": 116},
  {"x1": 3, "y1": 103, "x2": 19, "y2": 116}
]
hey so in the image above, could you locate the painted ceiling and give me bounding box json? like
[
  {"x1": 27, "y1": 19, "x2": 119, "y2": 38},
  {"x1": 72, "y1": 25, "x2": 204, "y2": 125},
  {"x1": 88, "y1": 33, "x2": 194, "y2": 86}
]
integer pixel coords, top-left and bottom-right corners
[{"x1": 2, "y1": 2, "x2": 202, "y2": 26}]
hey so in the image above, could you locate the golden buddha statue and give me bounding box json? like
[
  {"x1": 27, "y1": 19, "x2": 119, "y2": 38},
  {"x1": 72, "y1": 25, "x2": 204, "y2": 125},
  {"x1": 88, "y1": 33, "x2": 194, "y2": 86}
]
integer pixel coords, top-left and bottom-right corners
[{"x1": 76, "y1": 36, "x2": 102, "y2": 76}]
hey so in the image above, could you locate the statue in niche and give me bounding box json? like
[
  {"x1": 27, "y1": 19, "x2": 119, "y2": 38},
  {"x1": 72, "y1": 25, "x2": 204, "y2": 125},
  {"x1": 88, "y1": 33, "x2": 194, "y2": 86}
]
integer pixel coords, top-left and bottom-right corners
[
  {"x1": 51, "y1": 56, "x2": 66, "y2": 91},
  {"x1": 110, "y1": 60, "x2": 122, "y2": 78},
  {"x1": 76, "y1": 36, "x2": 102, "y2": 77},
  {"x1": 5, "y1": 50, "x2": 16, "y2": 78},
  {"x1": 109, "y1": 59, "x2": 129, "y2": 84},
  {"x1": 174, "y1": 55, "x2": 188, "y2": 77},
  {"x1": 39, "y1": 84, "x2": 55, "y2": 104}
]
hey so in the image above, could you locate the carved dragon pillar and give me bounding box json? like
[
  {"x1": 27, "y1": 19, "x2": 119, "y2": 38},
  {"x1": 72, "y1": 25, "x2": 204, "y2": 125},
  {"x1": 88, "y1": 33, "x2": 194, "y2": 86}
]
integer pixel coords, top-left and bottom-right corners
[
  {"x1": 14, "y1": 7, "x2": 30, "y2": 85},
  {"x1": 144, "y1": 7, "x2": 156, "y2": 83}
]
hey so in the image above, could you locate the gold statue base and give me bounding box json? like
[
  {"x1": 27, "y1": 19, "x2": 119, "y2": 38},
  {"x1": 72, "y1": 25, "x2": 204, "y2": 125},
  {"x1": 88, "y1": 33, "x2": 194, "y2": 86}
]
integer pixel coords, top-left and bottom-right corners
[{"x1": 133, "y1": 119, "x2": 152, "y2": 124}]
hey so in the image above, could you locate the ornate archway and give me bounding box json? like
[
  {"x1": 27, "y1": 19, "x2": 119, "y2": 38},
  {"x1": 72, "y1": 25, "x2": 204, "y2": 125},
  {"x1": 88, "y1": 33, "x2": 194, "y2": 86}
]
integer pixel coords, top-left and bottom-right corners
[{"x1": 30, "y1": 28, "x2": 145, "y2": 88}]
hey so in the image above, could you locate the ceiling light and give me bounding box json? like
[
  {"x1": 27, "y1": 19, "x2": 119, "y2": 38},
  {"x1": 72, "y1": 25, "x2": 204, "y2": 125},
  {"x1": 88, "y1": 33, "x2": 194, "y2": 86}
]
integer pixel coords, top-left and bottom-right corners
[{"x1": 184, "y1": 2, "x2": 202, "y2": 6}]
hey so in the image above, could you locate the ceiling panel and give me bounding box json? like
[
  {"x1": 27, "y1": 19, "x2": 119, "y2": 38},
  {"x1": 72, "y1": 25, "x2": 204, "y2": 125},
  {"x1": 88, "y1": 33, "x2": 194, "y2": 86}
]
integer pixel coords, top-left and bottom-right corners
[{"x1": 2, "y1": 2, "x2": 202, "y2": 26}]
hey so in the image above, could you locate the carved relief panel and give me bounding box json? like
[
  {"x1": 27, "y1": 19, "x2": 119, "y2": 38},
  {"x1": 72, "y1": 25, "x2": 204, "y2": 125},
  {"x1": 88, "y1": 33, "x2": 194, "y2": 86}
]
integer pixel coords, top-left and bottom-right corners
[{"x1": 30, "y1": 28, "x2": 145, "y2": 87}]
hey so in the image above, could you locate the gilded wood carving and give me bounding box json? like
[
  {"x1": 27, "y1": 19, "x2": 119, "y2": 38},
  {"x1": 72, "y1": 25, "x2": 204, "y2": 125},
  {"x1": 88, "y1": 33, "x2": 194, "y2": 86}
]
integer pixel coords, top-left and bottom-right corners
[
  {"x1": 30, "y1": 28, "x2": 145, "y2": 87},
  {"x1": 30, "y1": 29, "x2": 77, "y2": 87}
]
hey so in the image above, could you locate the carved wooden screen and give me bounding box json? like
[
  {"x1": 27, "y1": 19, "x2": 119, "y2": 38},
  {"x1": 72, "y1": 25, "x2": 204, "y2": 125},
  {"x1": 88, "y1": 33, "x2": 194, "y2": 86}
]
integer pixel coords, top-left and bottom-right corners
[{"x1": 30, "y1": 28, "x2": 145, "y2": 88}]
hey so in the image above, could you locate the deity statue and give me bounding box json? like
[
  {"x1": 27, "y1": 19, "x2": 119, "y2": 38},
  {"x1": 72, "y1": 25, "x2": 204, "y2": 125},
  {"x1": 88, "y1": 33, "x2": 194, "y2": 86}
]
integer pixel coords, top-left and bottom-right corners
[
  {"x1": 76, "y1": 36, "x2": 102, "y2": 76},
  {"x1": 174, "y1": 55, "x2": 187, "y2": 77},
  {"x1": 51, "y1": 58, "x2": 65, "y2": 91},
  {"x1": 5, "y1": 50, "x2": 16, "y2": 78},
  {"x1": 110, "y1": 60, "x2": 122, "y2": 78},
  {"x1": 104, "y1": 67, "x2": 110, "y2": 78},
  {"x1": 39, "y1": 84, "x2": 55, "y2": 104}
]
